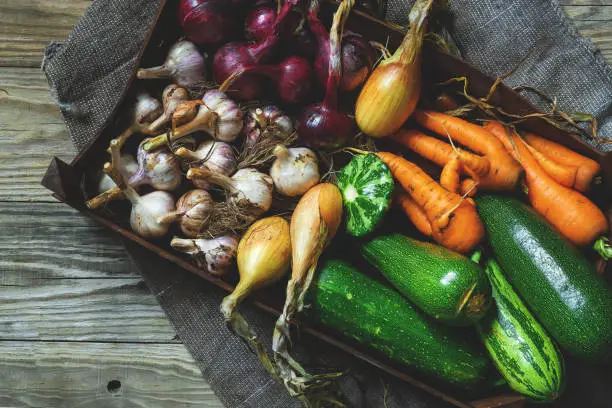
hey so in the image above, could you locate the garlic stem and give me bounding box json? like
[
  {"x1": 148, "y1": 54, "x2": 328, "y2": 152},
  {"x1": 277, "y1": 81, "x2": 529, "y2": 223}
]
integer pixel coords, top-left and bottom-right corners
[
  {"x1": 186, "y1": 168, "x2": 234, "y2": 191},
  {"x1": 272, "y1": 145, "x2": 289, "y2": 159},
  {"x1": 137, "y1": 66, "x2": 172, "y2": 79},
  {"x1": 86, "y1": 187, "x2": 123, "y2": 209},
  {"x1": 174, "y1": 146, "x2": 200, "y2": 161},
  {"x1": 155, "y1": 210, "x2": 183, "y2": 226},
  {"x1": 146, "y1": 85, "x2": 189, "y2": 133},
  {"x1": 144, "y1": 105, "x2": 215, "y2": 152}
]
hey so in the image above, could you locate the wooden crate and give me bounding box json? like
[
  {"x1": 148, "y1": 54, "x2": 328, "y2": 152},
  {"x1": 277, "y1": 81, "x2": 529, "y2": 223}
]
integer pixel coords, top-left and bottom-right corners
[{"x1": 41, "y1": 1, "x2": 612, "y2": 407}]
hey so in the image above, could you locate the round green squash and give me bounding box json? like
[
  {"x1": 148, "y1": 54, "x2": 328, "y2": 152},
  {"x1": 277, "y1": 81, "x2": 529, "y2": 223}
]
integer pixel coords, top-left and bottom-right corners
[{"x1": 336, "y1": 154, "x2": 394, "y2": 237}]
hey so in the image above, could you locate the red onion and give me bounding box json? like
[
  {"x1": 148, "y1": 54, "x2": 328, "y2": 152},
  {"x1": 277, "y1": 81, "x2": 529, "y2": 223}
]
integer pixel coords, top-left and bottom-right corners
[
  {"x1": 245, "y1": 5, "x2": 277, "y2": 42},
  {"x1": 213, "y1": 0, "x2": 299, "y2": 100},
  {"x1": 241, "y1": 56, "x2": 314, "y2": 104},
  {"x1": 178, "y1": 0, "x2": 238, "y2": 46},
  {"x1": 338, "y1": 32, "x2": 375, "y2": 91},
  {"x1": 288, "y1": 26, "x2": 318, "y2": 60},
  {"x1": 297, "y1": 0, "x2": 355, "y2": 150},
  {"x1": 309, "y1": 0, "x2": 375, "y2": 92}
]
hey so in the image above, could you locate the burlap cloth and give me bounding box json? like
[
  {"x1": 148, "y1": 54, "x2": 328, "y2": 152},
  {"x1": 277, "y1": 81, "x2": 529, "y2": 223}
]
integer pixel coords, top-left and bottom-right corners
[{"x1": 42, "y1": 0, "x2": 612, "y2": 407}]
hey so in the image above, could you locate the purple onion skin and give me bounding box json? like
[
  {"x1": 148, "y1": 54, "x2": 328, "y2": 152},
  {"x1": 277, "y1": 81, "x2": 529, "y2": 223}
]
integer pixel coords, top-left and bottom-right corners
[
  {"x1": 245, "y1": 6, "x2": 277, "y2": 42},
  {"x1": 339, "y1": 33, "x2": 375, "y2": 91},
  {"x1": 286, "y1": 27, "x2": 318, "y2": 60},
  {"x1": 213, "y1": 42, "x2": 268, "y2": 101},
  {"x1": 315, "y1": 33, "x2": 375, "y2": 92},
  {"x1": 297, "y1": 104, "x2": 354, "y2": 150},
  {"x1": 178, "y1": 0, "x2": 238, "y2": 46},
  {"x1": 274, "y1": 56, "x2": 314, "y2": 104}
]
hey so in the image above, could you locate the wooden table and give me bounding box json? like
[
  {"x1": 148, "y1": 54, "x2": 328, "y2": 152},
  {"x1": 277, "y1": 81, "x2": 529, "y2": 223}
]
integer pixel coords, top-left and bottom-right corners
[{"x1": 0, "y1": 1, "x2": 610, "y2": 407}]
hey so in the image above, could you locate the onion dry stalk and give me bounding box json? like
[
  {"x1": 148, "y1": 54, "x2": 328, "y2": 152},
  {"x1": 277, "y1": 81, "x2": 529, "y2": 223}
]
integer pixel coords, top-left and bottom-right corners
[
  {"x1": 220, "y1": 217, "x2": 291, "y2": 383},
  {"x1": 296, "y1": 0, "x2": 356, "y2": 150},
  {"x1": 272, "y1": 183, "x2": 344, "y2": 399},
  {"x1": 355, "y1": 0, "x2": 433, "y2": 138}
]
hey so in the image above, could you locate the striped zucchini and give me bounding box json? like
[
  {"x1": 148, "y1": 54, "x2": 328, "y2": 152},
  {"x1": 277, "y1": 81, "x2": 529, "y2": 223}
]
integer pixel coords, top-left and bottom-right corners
[
  {"x1": 477, "y1": 259, "x2": 565, "y2": 401},
  {"x1": 306, "y1": 258, "x2": 496, "y2": 388}
]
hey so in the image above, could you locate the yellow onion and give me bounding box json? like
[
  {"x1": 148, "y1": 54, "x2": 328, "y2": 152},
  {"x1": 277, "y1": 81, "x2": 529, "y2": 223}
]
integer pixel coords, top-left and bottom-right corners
[
  {"x1": 219, "y1": 216, "x2": 291, "y2": 384},
  {"x1": 272, "y1": 183, "x2": 343, "y2": 395},
  {"x1": 220, "y1": 216, "x2": 291, "y2": 320},
  {"x1": 355, "y1": 0, "x2": 433, "y2": 138}
]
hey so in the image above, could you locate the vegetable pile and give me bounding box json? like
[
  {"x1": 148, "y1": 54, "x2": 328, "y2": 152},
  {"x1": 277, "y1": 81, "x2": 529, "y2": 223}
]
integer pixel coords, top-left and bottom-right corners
[{"x1": 84, "y1": 0, "x2": 612, "y2": 405}]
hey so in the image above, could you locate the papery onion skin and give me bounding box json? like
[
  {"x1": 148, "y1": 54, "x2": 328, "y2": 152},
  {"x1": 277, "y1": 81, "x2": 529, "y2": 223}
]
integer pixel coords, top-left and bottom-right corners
[
  {"x1": 245, "y1": 5, "x2": 277, "y2": 42},
  {"x1": 355, "y1": 61, "x2": 421, "y2": 138},
  {"x1": 296, "y1": 105, "x2": 354, "y2": 150},
  {"x1": 212, "y1": 0, "x2": 299, "y2": 101},
  {"x1": 177, "y1": 0, "x2": 238, "y2": 46}
]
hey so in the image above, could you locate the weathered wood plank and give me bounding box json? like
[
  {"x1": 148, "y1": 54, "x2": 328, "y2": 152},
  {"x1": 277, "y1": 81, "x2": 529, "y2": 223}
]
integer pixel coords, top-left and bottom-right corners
[
  {"x1": 0, "y1": 0, "x2": 91, "y2": 68},
  {"x1": 0, "y1": 341, "x2": 222, "y2": 408},
  {"x1": 0, "y1": 277, "x2": 180, "y2": 342},
  {"x1": 0, "y1": 1, "x2": 610, "y2": 68},
  {"x1": 0, "y1": 68, "x2": 75, "y2": 202},
  {"x1": 0, "y1": 202, "x2": 140, "y2": 281}
]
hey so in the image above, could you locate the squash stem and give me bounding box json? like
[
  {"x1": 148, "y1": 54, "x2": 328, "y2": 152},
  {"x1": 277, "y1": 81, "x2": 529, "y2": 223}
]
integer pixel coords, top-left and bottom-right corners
[{"x1": 593, "y1": 236, "x2": 612, "y2": 260}]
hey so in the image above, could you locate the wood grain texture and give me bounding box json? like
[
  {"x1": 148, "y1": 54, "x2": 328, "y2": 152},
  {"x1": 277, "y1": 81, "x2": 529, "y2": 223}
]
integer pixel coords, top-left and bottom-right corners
[
  {"x1": 0, "y1": 202, "x2": 139, "y2": 282},
  {"x1": 0, "y1": 3, "x2": 609, "y2": 408},
  {"x1": 0, "y1": 67, "x2": 75, "y2": 202},
  {"x1": 0, "y1": 0, "x2": 90, "y2": 67},
  {"x1": 0, "y1": 341, "x2": 216, "y2": 408},
  {"x1": 0, "y1": 277, "x2": 180, "y2": 342}
]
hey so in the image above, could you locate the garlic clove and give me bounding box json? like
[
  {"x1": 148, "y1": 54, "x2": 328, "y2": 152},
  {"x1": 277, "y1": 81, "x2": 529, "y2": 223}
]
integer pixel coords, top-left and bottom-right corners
[
  {"x1": 270, "y1": 146, "x2": 320, "y2": 196},
  {"x1": 202, "y1": 90, "x2": 244, "y2": 142},
  {"x1": 137, "y1": 41, "x2": 206, "y2": 88},
  {"x1": 97, "y1": 154, "x2": 138, "y2": 193},
  {"x1": 176, "y1": 189, "x2": 215, "y2": 238},
  {"x1": 171, "y1": 235, "x2": 239, "y2": 276},
  {"x1": 130, "y1": 190, "x2": 176, "y2": 239},
  {"x1": 130, "y1": 139, "x2": 182, "y2": 191}
]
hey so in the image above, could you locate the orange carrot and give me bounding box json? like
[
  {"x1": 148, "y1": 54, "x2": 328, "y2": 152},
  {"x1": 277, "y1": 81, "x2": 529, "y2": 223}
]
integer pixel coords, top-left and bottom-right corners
[
  {"x1": 440, "y1": 156, "x2": 462, "y2": 193},
  {"x1": 396, "y1": 190, "x2": 432, "y2": 237},
  {"x1": 414, "y1": 110, "x2": 523, "y2": 191},
  {"x1": 376, "y1": 151, "x2": 484, "y2": 253},
  {"x1": 524, "y1": 132, "x2": 601, "y2": 192},
  {"x1": 391, "y1": 129, "x2": 491, "y2": 178},
  {"x1": 483, "y1": 122, "x2": 578, "y2": 189},
  {"x1": 460, "y1": 179, "x2": 478, "y2": 198},
  {"x1": 487, "y1": 125, "x2": 608, "y2": 247}
]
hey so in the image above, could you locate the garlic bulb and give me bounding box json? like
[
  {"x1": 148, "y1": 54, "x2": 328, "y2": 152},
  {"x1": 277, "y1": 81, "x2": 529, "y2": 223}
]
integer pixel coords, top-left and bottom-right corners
[
  {"x1": 130, "y1": 190, "x2": 177, "y2": 238},
  {"x1": 97, "y1": 140, "x2": 177, "y2": 238},
  {"x1": 201, "y1": 90, "x2": 245, "y2": 142},
  {"x1": 146, "y1": 85, "x2": 189, "y2": 133},
  {"x1": 134, "y1": 93, "x2": 163, "y2": 125},
  {"x1": 171, "y1": 235, "x2": 239, "y2": 276},
  {"x1": 175, "y1": 189, "x2": 215, "y2": 238},
  {"x1": 137, "y1": 40, "x2": 206, "y2": 88},
  {"x1": 110, "y1": 93, "x2": 163, "y2": 151},
  {"x1": 175, "y1": 140, "x2": 237, "y2": 190},
  {"x1": 129, "y1": 139, "x2": 182, "y2": 191},
  {"x1": 97, "y1": 154, "x2": 138, "y2": 193},
  {"x1": 87, "y1": 140, "x2": 182, "y2": 210},
  {"x1": 270, "y1": 145, "x2": 320, "y2": 196},
  {"x1": 187, "y1": 168, "x2": 273, "y2": 217},
  {"x1": 245, "y1": 105, "x2": 294, "y2": 149},
  {"x1": 144, "y1": 89, "x2": 243, "y2": 152}
]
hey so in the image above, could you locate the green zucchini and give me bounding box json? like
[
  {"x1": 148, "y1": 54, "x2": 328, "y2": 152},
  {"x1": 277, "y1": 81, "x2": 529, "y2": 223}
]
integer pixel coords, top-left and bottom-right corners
[
  {"x1": 477, "y1": 259, "x2": 565, "y2": 401},
  {"x1": 336, "y1": 153, "x2": 394, "y2": 237},
  {"x1": 306, "y1": 258, "x2": 495, "y2": 388},
  {"x1": 361, "y1": 234, "x2": 491, "y2": 325},
  {"x1": 476, "y1": 195, "x2": 612, "y2": 361}
]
